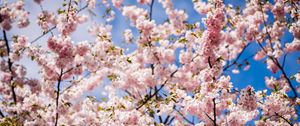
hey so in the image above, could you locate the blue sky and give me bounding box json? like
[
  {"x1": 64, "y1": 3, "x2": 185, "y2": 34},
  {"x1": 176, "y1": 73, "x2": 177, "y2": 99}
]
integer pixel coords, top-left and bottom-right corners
[
  {"x1": 109, "y1": 0, "x2": 300, "y2": 93},
  {"x1": 5, "y1": 0, "x2": 300, "y2": 124},
  {"x1": 7, "y1": 0, "x2": 300, "y2": 99}
]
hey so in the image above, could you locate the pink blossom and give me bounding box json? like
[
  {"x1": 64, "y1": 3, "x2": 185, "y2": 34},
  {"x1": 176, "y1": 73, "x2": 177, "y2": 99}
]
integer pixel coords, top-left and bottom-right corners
[
  {"x1": 122, "y1": 6, "x2": 148, "y2": 25},
  {"x1": 162, "y1": 49, "x2": 174, "y2": 63},
  {"x1": 0, "y1": 71, "x2": 11, "y2": 83},
  {"x1": 254, "y1": 50, "x2": 266, "y2": 61},
  {"x1": 0, "y1": 1, "x2": 299, "y2": 125},
  {"x1": 285, "y1": 38, "x2": 300, "y2": 53},
  {"x1": 289, "y1": 21, "x2": 300, "y2": 39},
  {"x1": 272, "y1": 2, "x2": 285, "y2": 19},
  {"x1": 123, "y1": 29, "x2": 133, "y2": 43},
  {"x1": 86, "y1": 0, "x2": 96, "y2": 9},
  {"x1": 112, "y1": 0, "x2": 123, "y2": 9},
  {"x1": 266, "y1": 58, "x2": 279, "y2": 73},
  {"x1": 34, "y1": 0, "x2": 43, "y2": 4},
  {"x1": 137, "y1": 0, "x2": 152, "y2": 5},
  {"x1": 193, "y1": 0, "x2": 211, "y2": 14},
  {"x1": 238, "y1": 86, "x2": 258, "y2": 111}
]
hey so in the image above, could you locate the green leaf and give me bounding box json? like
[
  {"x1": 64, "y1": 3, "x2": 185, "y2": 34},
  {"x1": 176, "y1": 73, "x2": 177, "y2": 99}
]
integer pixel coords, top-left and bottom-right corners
[
  {"x1": 178, "y1": 38, "x2": 188, "y2": 43},
  {"x1": 101, "y1": 97, "x2": 107, "y2": 101},
  {"x1": 290, "y1": 75, "x2": 296, "y2": 80},
  {"x1": 57, "y1": 9, "x2": 65, "y2": 14},
  {"x1": 108, "y1": 74, "x2": 117, "y2": 81},
  {"x1": 126, "y1": 57, "x2": 132, "y2": 63}
]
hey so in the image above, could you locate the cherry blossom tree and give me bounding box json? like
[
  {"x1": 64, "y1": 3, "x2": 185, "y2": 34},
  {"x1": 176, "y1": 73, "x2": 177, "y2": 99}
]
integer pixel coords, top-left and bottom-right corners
[{"x1": 0, "y1": 0, "x2": 300, "y2": 125}]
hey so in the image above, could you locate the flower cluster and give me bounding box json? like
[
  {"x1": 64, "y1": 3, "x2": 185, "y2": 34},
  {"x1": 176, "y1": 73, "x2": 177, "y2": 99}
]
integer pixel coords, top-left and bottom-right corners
[
  {"x1": 0, "y1": 1, "x2": 30, "y2": 31},
  {"x1": 0, "y1": 0, "x2": 299, "y2": 125}
]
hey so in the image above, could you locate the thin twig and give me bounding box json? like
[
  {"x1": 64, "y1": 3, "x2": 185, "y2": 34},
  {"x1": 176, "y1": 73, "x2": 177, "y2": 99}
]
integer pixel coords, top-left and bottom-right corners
[
  {"x1": 266, "y1": 113, "x2": 293, "y2": 126},
  {"x1": 223, "y1": 43, "x2": 250, "y2": 71},
  {"x1": 167, "y1": 116, "x2": 175, "y2": 125},
  {"x1": 30, "y1": 4, "x2": 88, "y2": 44},
  {"x1": 282, "y1": 53, "x2": 288, "y2": 68},
  {"x1": 175, "y1": 109, "x2": 195, "y2": 125},
  {"x1": 275, "y1": 113, "x2": 293, "y2": 126},
  {"x1": 136, "y1": 83, "x2": 166, "y2": 110},
  {"x1": 205, "y1": 112, "x2": 214, "y2": 123}
]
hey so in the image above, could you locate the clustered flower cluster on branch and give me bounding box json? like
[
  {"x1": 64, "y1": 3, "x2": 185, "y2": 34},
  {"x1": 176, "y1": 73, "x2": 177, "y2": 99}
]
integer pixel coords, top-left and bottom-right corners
[{"x1": 0, "y1": 0, "x2": 299, "y2": 125}]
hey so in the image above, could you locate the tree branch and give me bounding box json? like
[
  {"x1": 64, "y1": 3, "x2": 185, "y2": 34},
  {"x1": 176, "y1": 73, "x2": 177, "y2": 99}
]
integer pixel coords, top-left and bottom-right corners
[
  {"x1": 266, "y1": 113, "x2": 293, "y2": 126},
  {"x1": 136, "y1": 82, "x2": 166, "y2": 110},
  {"x1": 54, "y1": 69, "x2": 64, "y2": 126},
  {"x1": 163, "y1": 115, "x2": 170, "y2": 124},
  {"x1": 149, "y1": 0, "x2": 155, "y2": 21},
  {"x1": 167, "y1": 116, "x2": 175, "y2": 125},
  {"x1": 275, "y1": 113, "x2": 293, "y2": 126},
  {"x1": 282, "y1": 53, "x2": 288, "y2": 68},
  {"x1": 175, "y1": 109, "x2": 195, "y2": 125},
  {"x1": 257, "y1": 42, "x2": 298, "y2": 98},
  {"x1": 0, "y1": 110, "x2": 4, "y2": 118},
  {"x1": 30, "y1": 4, "x2": 88, "y2": 44},
  {"x1": 3, "y1": 30, "x2": 17, "y2": 104},
  {"x1": 136, "y1": 68, "x2": 179, "y2": 110},
  {"x1": 213, "y1": 98, "x2": 217, "y2": 126},
  {"x1": 223, "y1": 43, "x2": 250, "y2": 71}
]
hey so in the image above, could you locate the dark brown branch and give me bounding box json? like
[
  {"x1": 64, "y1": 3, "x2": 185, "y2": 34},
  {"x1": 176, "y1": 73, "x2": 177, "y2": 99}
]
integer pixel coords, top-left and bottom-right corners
[
  {"x1": 125, "y1": 90, "x2": 136, "y2": 98},
  {"x1": 282, "y1": 53, "x2": 288, "y2": 68},
  {"x1": 0, "y1": 110, "x2": 4, "y2": 118},
  {"x1": 136, "y1": 82, "x2": 166, "y2": 110},
  {"x1": 266, "y1": 113, "x2": 293, "y2": 126},
  {"x1": 167, "y1": 116, "x2": 175, "y2": 125},
  {"x1": 275, "y1": 113, "x2": 293, "y2": 126},
  {"x1": 208, "y1": 56, "x2": 212, "y2": 68},
  {"x1": 30, "y1": 26, "x2": 56, "y2": 44},
  {"x1": 205, "y1": 112, "x2": 214, "y2": 123},
  {"x1": 213, "y1": 98, "x2": 217, "y2": 126},
  {"x1": 62, "y1": 64, "x2": 82, "y2": 75},
  {"x1": 149, "y1": 0, "x2": 155, "y2": 21},
  {"x1": 223, "y1": 43, "x2": 250, "y2": 71},
  {"x1": 54, "y1": 69, "x2": 64, "y2": 126},
  {"x1": 136, "y1": 67, "x2": 180, "y2": 110},
  {"x1": 3, "y1": 30, "x2": 17, "y2": 104},
  {"x1": 175, "y1": 109, "x2": 195, "y2": 125},
  {"x1": 163, "y1": 115, "x2": 170, "y2": 124},
  {"x1": 60, "y1": 72, "x2": 90, "y2": 94},
  {"x1": 30, "y1": 4, "x2": 88, "y2": 44},
  {"x1": 257, "y1": 42, "x2": 298, "y2": 98},
  {"x1": 158, "y1": 115, "x2": 163, "y2": 123},
  {"x1": 259, "y1": 2, "x2": 274, "y2": 52}
]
